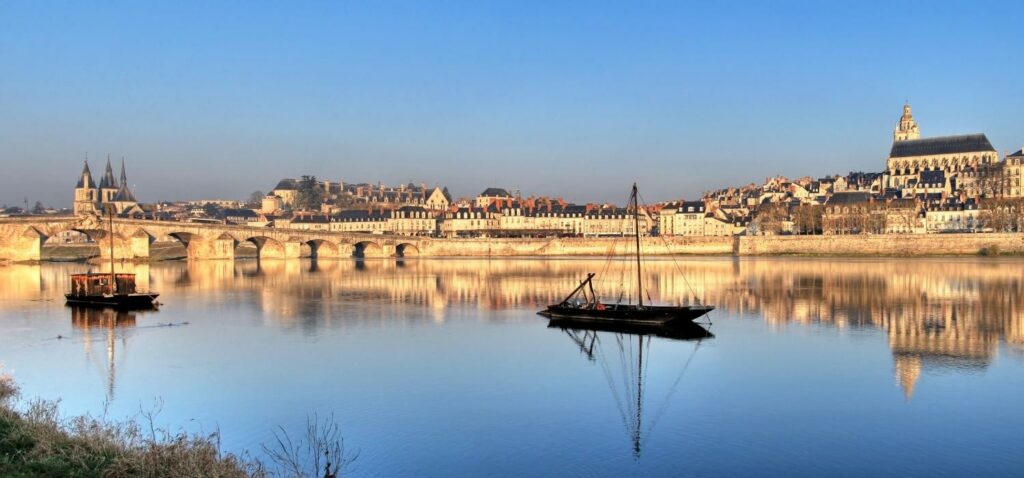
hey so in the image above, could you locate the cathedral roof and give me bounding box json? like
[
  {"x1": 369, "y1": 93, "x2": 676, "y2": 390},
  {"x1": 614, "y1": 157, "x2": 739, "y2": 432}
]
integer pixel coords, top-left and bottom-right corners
[
  {"x1": 76, "y1": 161, "x2": 96, "y2": 189},
  {"x1": 889, "y1": 134, "x2": 995, "y2": 158},
  {"x1": 112, "y1": 160, "x2": 136, "y2": 202},
  {"x1": 99, "y1": 158, "x2": 118, "y2": 189}
]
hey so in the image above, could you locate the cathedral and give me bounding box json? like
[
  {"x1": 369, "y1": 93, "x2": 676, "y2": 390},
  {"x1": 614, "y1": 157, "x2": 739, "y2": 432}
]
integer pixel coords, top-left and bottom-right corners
[
  {"x1": 73, "y1": 157, "x2": 141, "y2": 216},
  {"x1": 883, "y1": 103, "x2": 999, "y2": 194}
]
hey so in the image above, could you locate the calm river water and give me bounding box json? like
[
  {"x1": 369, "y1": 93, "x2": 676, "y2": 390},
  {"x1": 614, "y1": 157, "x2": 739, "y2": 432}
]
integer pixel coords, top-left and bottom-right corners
[{"x1": 1, "y1": 257, "x2": 1023, "y2": 476}]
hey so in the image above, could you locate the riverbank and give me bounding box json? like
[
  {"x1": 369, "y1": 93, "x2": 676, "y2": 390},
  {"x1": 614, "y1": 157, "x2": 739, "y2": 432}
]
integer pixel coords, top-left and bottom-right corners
[
  {"x1": 0, "y1": 373, "x2": 256, "y2": 477},
  {"x1": 0, "y1": 373, "x2": 353, "y2": 477}
]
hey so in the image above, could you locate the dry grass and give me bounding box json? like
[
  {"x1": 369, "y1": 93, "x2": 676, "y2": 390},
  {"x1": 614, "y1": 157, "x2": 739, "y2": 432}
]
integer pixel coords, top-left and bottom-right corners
[{"x1": 0, "y1": 368, "x2": 356, "y2": 477}]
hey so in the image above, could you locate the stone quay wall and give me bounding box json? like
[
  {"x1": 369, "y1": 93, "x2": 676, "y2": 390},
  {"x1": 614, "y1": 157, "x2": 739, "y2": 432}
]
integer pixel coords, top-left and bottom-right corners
[
  {"x1": 737, "y1": 233, "x2": 1024, "y2": 256},
  {"x1": 419, "y1": 236, "x2": 735, "y2": 257}
]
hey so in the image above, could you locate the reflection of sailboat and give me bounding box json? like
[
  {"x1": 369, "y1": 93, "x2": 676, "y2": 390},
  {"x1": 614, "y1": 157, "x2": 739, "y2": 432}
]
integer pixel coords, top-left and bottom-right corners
[
  {"x1": 540, "y1": 183, "x2": 714, "y2": 325},
  {"x1": 552, "y1": 321, "x2": 712, "y2": 457},
  {"x1": 70, "y1": 306, "x2": 143, "y2": 403}
]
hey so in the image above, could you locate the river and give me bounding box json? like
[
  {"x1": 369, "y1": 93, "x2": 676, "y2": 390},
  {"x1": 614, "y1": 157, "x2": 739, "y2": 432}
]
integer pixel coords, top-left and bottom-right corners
[{"x1": 1, "y1": 257, "x2": 1022, "y2": 476}]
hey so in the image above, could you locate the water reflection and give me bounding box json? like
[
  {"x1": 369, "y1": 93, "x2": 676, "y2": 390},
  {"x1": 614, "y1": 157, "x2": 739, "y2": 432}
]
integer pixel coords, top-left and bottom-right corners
[
  {"x1": 4, "y1": 257, "x2": 1024, "y2": 402},
  {"x1": 69, "y1": 306, "x2": 146, "y2": 403},
  {"x1": 552, "y1": 322, "x2": 712, "y2": 457}
]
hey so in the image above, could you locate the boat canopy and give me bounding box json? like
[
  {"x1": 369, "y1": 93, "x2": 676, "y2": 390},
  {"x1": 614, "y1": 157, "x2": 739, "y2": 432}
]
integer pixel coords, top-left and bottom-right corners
[{"x1": 69, "y1": 273, "x2": 138, "y2": 296}]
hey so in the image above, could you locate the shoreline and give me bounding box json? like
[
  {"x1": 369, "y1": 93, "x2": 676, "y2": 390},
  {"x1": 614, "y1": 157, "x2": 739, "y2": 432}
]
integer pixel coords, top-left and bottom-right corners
[{"x1": 20, "y1": 231, "x2": 1024, "y2": 263}]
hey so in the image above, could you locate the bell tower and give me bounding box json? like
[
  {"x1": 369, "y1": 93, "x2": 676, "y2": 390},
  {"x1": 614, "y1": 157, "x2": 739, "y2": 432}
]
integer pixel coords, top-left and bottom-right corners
[
  {"x1": 893, "y1": 102, "x2": 920, "y2": 142},
  {"x1": 73, "y1": 159, "x2": 99, "y2": 216}
]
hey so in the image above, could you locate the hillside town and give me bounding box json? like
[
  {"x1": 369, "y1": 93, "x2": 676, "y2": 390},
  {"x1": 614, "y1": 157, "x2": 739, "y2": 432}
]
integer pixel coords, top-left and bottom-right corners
[{"x1": 8, "y1": 104, "x2": 1022, "y2": 238}]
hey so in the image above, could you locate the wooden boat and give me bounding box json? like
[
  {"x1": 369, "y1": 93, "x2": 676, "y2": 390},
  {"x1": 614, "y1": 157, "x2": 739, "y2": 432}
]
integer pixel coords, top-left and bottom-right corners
[
  {"x1": 65, "y1": 210, "x2": 159, "y2": 309},
  {"x1": 66, "y1": 273, "x2": 159, "y2": 308},
  {"x1": 539, "y1": 183, "x2": 714, "y2": 326}
]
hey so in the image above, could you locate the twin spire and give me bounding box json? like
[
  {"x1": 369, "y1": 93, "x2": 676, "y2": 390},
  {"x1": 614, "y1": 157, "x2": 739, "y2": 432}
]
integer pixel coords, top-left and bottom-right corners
[{"x1": 77, "y1": 155, "x2": 136, "y2": 202}]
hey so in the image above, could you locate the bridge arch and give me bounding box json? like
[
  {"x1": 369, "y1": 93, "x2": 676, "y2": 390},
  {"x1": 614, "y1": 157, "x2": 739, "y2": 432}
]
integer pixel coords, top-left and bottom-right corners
[
  {"x1": 245, "y1": 236, "x2": 288, "y2": 260},
  {"x1": 353, "y1": 241, "x2": 384, "y2": 259},
  {"x1": 306, "y1": 239, "x2": 342, "y2": 259},
  {"x1": 396, "y1": 243, "x2": 419, "y2": 258}
]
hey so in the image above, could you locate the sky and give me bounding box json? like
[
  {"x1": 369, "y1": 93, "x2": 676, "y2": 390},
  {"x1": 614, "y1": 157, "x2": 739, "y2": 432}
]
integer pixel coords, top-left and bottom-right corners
[{"x1": 1, "y1": 1, "x2": 1022, "y2": 207}]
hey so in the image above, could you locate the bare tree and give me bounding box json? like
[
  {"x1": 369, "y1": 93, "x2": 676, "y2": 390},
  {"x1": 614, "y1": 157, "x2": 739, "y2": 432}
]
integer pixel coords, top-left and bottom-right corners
[{"x1": 264, "y1": 414, "x2": 358, "y2": 478}]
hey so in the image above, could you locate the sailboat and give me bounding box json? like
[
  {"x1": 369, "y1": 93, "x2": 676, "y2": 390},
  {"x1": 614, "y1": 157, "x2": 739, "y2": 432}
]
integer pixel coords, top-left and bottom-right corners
[
  {"x1": 65, "y1": 209, "x2": 159, "y2": 309},
  {"x1": 539, "y1": 183, "x2": 714, "y2": 326},
  {"x1": 552, "y1": 321, "x2": 712, "y2": 457}
]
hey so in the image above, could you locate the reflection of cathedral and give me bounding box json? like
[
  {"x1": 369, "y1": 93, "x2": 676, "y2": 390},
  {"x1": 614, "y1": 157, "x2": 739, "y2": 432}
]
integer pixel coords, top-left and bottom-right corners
[
  {"x1": 74, "y1": 157, "x2": 141, "y2": 216},
  {"x1": 10, "y1": 258, "x2": 1024, "y2": 402}
]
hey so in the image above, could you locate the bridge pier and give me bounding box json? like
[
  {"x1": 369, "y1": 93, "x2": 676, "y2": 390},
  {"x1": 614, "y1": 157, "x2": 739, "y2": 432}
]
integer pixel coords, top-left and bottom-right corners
[
  {"x1": 187, "y1": 233, "x2": 236, "y2": 261},
  {"x1": 0, "y1": 227, "x2": 46, "y2": 262},
  {"x1": 130, "y1": 230, "x2": 152, "y2": 260},
  {"x1": 97, "y1": 233, "x2": 136, "y2": 262}
]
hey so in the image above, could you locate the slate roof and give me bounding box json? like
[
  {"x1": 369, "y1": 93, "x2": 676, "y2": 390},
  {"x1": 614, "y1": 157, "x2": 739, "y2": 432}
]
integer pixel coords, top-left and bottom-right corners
[
  {"x1": 292, "y1": 215, "x2": 329, "y2": 224},
  {"x1": 76, "y1": 161, "x2": 96, "y2": 189},
  {"x1": 274, "y1": 179, "x2": 299, "y2": 191},
  {"x1": 826, "y1": 192, "x2": 872, "y2": 205},
  {"x1": 99, "y1": 159, "x2": 118, "y2": 189},
  {"x1": 1009, "y1": 149, "x2": 1023, "y2": 158},
  {"x1": 335, "y1": 210, "x2": 387, "y2": 221},
  {"x1": 889, "y1": 134, "x2": 995, "y2": 158},
  {"x1": 480, "y1": 188, "x2": 512, "y2": 197},
  {"x1": 223, "y1": 208, "x2": 258, "y2": 219}
]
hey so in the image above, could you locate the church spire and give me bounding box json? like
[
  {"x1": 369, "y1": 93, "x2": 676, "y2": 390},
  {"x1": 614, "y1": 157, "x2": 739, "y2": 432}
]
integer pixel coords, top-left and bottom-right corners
[
  {"x1": 112, "y1": 157, "x2": 136, "y2": 203},
  {"x1": 99, "y1": 155, "x2": 118, "y2": 189},
  {"x1": 76, "y1": 158, "x2": 96, "y2": 189},
  {"x1": 893, "y1": 102, "x2": 921, "y2": 142}
]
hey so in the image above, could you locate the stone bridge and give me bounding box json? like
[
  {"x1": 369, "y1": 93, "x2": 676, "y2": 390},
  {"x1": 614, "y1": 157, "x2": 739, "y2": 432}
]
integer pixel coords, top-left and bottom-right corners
[{"x1": 0, "y1": 216, "x2": 429, "y2": 262}]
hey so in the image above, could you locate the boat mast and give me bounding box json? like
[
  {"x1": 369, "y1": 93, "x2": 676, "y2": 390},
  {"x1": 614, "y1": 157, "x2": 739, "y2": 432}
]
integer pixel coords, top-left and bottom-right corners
[
  {"x1": 108, "y1": 208, "x2": 116, "y2": 295},
  {"x1": 632, "y1": 183, "x2": 643, "y2": 307}
]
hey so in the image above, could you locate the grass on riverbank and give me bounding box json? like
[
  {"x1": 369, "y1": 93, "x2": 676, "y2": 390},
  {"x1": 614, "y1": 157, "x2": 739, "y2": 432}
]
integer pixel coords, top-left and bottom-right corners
[{"x1": 0, "y1": 369, "x2": 355, "y2": 477}]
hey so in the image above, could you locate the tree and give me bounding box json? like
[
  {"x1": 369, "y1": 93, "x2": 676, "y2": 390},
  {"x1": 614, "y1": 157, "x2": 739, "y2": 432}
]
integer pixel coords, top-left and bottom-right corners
[
  {"x1": 295, "y1": 175, "x2": 323, "y2": 212},
  {"x1": 32, "y1": 201, "x2": 45, "y2": 214},
  {"x1": 792, "y1": 204, "x2": 823, "y2": 235},
  {"x1": 753, "y1": 204, "x2": 787, "y2": 235},
  {"x1": 976, "y1": 163, "x2": 1006, "y2": 198},
  {"x1": 203, "y1": 203, "x2": 225, "y2": 219},
  {"x1": 248, "y1": 190, "x2": 265, "y2": 208}
]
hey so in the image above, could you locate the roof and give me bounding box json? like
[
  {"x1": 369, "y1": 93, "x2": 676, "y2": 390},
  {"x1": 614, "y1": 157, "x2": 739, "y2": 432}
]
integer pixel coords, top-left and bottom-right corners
[
  {"x1": 274, "y1": 179, "x2": 299, "y2": 190},
  {"x1": 223, "y1": 208, "x2": 258, "y2": 218},
  {"x1": 826, "y1": 191, "x2": 872, "y2": 205},
  {"x1": 99, "y1": 159, "x2": 118, "y2": 189},
  {"x1": 76, "y1": 161, "x2": 96, "y2": 189},
  {"x1": 335, "y1": 210, "x2": 387, "y2": 221},
  {"x1": 479, "y1": 188, "x2": 512, "y2": 198},
  {"x1": 889, "y1": 134, "x2": 995, "y2": 158},
  {"x1": 292, "y1": 215, "x2": 329, "y2": 223},
  {"x1": 112, "y1": 186, "x2": 136, "y2": 202},
  {"x1": 1009, "y1": 149, "x2": 1023, "y2": 158}
]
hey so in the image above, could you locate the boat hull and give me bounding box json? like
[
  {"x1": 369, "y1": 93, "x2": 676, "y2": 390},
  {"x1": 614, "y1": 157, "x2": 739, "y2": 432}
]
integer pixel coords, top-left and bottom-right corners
[
  {"x1": 540, "y1": 304, "x2": 713, "y2": 326},
  {"x1": 65, "y1": 293, "x2": 159, "y2": 309}
]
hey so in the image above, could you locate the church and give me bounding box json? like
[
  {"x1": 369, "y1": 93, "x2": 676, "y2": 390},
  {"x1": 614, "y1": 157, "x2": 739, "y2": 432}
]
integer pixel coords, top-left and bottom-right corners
[
  {"x1": 73, "y1": 157, "x2": 142, "y2": 216},
  {"x1": 883, "y1": 103, "x2": 999, "y2": 195}
]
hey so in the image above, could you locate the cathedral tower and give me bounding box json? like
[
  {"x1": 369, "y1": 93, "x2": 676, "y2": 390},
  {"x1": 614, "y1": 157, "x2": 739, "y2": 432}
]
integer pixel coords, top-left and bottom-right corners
[
  {"x1": 73, "y1": 160, "x2": 99, "y2": 216},
  {"x1": 98, "y1": 156, "x2": 119, "y2": 203},
  {"x1": 893, "y1": 102, "x2": 921, "y2": 142}
]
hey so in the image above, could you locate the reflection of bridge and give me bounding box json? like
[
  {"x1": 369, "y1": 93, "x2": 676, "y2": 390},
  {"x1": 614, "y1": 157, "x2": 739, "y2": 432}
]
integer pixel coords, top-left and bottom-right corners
[{"x1": 0, "y1": 216, "x2": 428, "y2": 262}]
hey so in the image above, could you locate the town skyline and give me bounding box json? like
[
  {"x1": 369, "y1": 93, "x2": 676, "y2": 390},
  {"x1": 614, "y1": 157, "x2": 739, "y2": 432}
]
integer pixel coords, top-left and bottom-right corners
[{"x1": 2, "y1": 1, "x2": 1023, "y2": 206}]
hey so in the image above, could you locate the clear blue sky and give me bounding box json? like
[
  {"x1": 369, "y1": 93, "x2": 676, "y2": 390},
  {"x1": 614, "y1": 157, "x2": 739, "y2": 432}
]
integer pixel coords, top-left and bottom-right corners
[{"x1": 1, "y1": 1, "x2": 1021, "y2": 207}]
